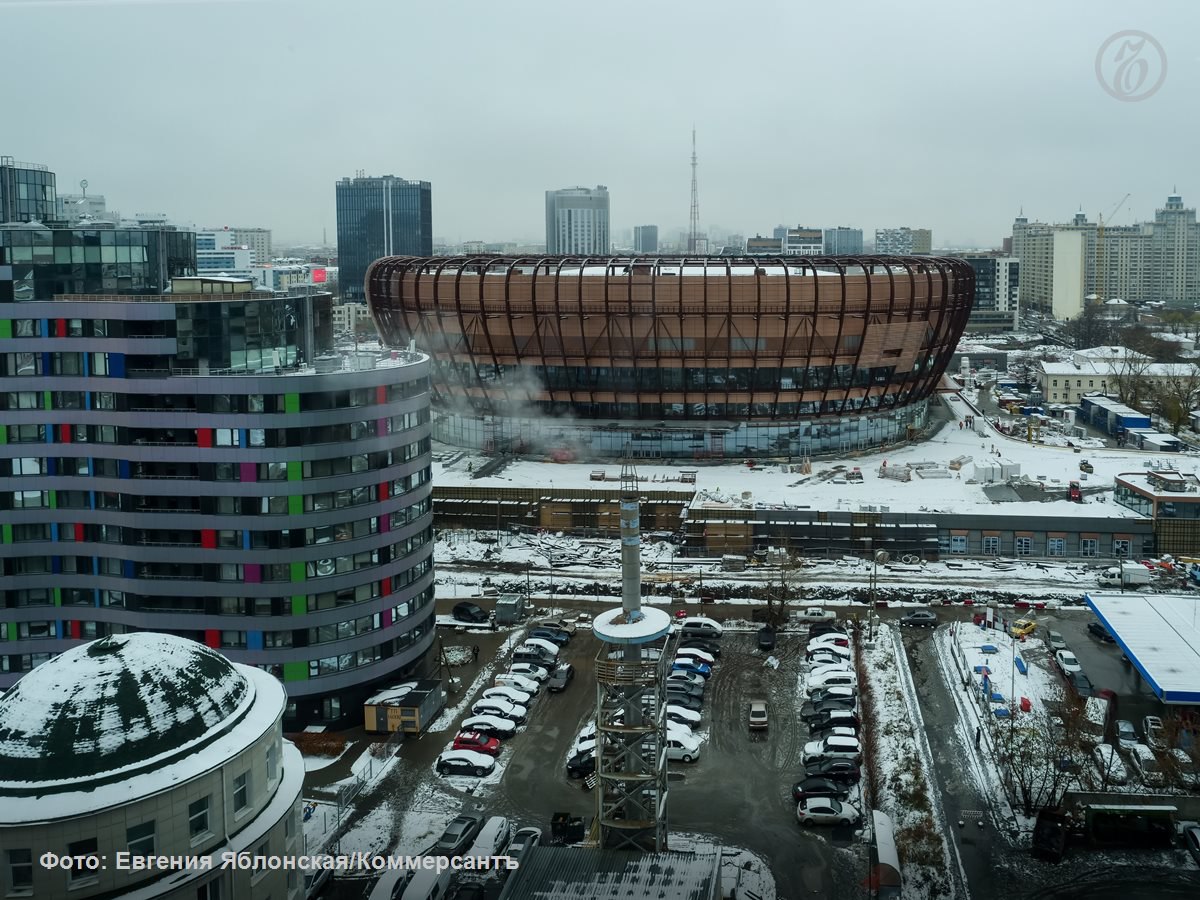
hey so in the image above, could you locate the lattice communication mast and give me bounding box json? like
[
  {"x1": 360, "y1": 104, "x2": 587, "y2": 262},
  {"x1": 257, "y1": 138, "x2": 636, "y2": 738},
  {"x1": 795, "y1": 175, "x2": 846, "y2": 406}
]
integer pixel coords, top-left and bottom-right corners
[{"x1": 687, "y1": 128, "x2": 700, "y2": 255}]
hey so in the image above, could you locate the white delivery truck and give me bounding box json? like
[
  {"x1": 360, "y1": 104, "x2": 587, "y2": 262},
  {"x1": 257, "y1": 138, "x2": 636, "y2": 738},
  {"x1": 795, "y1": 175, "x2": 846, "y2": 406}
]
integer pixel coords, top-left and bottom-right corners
[{"x1": 1097, "y1": 563, "x2": 1153, "y2": 589}]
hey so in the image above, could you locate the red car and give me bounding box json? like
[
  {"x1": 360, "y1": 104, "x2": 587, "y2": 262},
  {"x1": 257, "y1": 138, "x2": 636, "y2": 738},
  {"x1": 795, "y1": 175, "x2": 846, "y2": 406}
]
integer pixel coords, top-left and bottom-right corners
[{"x1": 452, "y1": 731, "x2": 500, "y2": 757}]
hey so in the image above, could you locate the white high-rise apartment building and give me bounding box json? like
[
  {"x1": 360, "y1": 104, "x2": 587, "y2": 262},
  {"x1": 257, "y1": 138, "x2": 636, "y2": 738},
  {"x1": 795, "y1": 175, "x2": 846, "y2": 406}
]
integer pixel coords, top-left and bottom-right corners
[
  {"x1": 230, "y1": 226, "x2": 272, "y2": 263},
  {"x1": 545, "y1": 185, "x2": 610, "y2": 255},
  {"x1": 1013, "y1": 195, "x2": 1200, "y2": 319}
]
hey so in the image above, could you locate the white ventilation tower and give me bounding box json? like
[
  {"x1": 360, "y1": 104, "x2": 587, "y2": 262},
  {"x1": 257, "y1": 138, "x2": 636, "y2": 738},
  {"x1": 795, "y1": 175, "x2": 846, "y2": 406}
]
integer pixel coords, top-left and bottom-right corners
[{"x1": 590, "y1": 455, "x2": 672, "y2": 851}]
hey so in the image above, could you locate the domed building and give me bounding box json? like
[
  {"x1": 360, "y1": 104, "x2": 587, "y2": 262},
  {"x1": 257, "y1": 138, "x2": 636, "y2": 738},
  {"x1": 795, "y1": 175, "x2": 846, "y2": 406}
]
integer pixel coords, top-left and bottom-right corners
[
  {"x1": 0, "y1": 633, "x2": 304, "y2": 899},
  {"x1": 365, "y1": 255, "x2": 975, "y2": 458}
]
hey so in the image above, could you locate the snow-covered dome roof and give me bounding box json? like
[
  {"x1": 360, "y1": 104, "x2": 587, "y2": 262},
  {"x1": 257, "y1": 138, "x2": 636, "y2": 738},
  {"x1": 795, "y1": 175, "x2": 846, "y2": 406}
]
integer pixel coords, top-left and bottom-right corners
[{"x1": 0, "y1": 633, "x2": 253, "y2": 790}]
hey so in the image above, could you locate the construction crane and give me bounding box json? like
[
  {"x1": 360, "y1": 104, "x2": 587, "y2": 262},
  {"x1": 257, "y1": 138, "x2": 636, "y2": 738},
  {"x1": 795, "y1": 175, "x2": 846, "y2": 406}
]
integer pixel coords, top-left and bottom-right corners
[{"x1": 1096, "y1": 193, "x2": 1131, "y2": 306}]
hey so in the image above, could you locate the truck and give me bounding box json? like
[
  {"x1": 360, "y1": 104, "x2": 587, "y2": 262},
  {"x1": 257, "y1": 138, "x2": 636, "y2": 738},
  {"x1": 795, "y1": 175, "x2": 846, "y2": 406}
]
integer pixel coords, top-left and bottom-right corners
[{"x1": 1097, "y1": 563, "x2": 1153, "y2": 589}]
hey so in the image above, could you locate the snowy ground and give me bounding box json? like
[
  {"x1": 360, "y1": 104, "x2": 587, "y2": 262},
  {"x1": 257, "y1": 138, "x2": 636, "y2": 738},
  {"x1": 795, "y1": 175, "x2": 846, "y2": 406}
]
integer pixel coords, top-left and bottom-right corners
[
  {"x1": 302, "y1": 742, "x2": 351, "y2": 773},
  {"x1": 424, "y1": 629, "x2": 527, "y2": 734},
  {"x1": 862, "y1": 625, "x2": 961, "y2": 899}
]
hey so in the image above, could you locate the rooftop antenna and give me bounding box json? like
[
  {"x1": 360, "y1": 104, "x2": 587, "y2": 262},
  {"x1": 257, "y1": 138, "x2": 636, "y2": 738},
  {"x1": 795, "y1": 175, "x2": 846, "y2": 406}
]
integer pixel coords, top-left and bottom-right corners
[{"x1": 687, "y1": 128, "x2": 699, "y2": 255}]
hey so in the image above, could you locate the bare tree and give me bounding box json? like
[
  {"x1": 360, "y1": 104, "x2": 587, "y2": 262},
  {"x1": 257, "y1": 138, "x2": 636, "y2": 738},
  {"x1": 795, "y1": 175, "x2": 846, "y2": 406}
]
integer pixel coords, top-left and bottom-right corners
[
  {"x1": 1063, "y1": 303, "x2": 1115, "y2": 350},
  {"x1": 1109, "y1": 350, "x2": 1155, "y2": 408},
  {"x1": 1153, "y1": 364, "x2": 1200, "y2": 434},
  {"x1": 989, "y1": 711, "x2": 1082, "y2": 817}
]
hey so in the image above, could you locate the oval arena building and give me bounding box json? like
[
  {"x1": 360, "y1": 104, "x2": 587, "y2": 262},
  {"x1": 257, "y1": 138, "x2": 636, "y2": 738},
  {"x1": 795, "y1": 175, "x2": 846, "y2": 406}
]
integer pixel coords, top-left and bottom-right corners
[{"x1": 366, "y1": 256, "x2": 974, "y2": 458}]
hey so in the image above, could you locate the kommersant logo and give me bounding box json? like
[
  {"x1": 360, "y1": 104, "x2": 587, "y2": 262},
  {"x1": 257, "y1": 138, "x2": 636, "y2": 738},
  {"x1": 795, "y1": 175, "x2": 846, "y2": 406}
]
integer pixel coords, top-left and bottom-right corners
[{"x1": 1095, "y1": 30, "x2": 1167, "y2": 101}]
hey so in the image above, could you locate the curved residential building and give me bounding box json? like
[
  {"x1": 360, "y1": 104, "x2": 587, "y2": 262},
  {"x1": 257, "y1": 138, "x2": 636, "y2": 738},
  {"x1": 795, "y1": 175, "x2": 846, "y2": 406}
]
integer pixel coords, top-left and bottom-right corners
[
  {"x1": 0, "y1": 632, "x2": 304, "y2": 899},
  {"x1": 0, "y1": 272, "x2": 435, "y2": 727},
  {"x1": 366, "y1": 255, "x2": 974, "y2": 458}
]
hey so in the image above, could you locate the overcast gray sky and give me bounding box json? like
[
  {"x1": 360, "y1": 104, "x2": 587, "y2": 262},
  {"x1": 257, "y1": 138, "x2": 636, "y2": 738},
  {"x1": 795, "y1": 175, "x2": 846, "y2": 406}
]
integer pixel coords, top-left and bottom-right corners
[{"x1": 6, "y1": 0, "x2": 1196, "y2": 248}]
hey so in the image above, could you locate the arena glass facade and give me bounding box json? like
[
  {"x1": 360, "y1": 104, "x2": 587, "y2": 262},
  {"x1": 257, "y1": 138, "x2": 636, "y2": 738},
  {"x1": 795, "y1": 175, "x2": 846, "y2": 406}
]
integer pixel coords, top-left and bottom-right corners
[
  {"x1": 0, "y1": 271, "x2": 435, "y2": 728},
  {"x1": 365, "y1": 256, "x2": 974, "y2": 458}
]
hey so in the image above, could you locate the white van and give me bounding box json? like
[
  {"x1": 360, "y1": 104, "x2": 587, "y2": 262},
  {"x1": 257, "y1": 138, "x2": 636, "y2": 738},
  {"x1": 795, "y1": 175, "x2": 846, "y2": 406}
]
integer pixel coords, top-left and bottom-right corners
[
  {"x1": 665, "y1": 734, "x2": 701, "y2": 762},
  {"x1": 677, "y1": 616, "x2": 723, "y2": 639},
  {"x1": 495, "y1": 672, "x2": 540, "y2": 695},
  {"x1": 396, "y1": 865, "x2": 451, "y2": 900},
  {"x1": 1127, "y1": 743, "x2": 1164, "y2": 786}
]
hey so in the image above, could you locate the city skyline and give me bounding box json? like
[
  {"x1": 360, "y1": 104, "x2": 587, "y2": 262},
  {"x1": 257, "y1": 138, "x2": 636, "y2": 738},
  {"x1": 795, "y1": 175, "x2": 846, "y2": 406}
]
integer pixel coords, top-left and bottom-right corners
[{"x1": 5, "y1": 0, "x2": 1193, "y2": 248}]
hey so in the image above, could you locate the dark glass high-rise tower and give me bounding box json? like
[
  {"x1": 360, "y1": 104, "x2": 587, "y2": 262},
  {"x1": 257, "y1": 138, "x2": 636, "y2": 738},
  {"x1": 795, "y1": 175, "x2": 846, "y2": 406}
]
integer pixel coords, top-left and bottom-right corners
[{"x1": 335, "y1": 175, "x2": 432, "y2": 303}]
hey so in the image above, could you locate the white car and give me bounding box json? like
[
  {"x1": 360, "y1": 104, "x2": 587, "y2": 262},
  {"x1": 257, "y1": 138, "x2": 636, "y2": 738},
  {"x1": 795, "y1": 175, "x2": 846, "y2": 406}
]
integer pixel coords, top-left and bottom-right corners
[
  {"x1": 798, "y1": 608, "x2": 837, "y2": 623},
  {"x1": 808, "y1": 633, "x2": 850, "y2": 650},
  {"x1": 481, "y1": 686, "x2": 534, "y2": 707},
  {"x1": 808, "y1": 661, "x2": 853, "y2": 678},
  {"x1": 802, "y1": 735, "x2": 862, "y2": 765},
  {"x1": 522, "y1": 637, "x2": 560, "y2": 657},
  {"x1": 807, "y1": 670, "x2": 857, "y2": 694},
  {"x1": 436, "y1": 749, "x2": 496, "y2": 777},
  {"x1": 471, "y1": 698, "x2": 527, "y2": 724},
  {"x1": 807, "y1": 642, "x2": 851, "y2": 659},
  {"x1": 667, "y1": 671, "x2": 705, "y2": 689},
  {"x1": 808, "y1": 648, "x2": 851, "y2": 666},
  {"x1": 664, "y1": 705, "x2": 702, "y2": 728},
  {"x1": 796, "y1": 796, "x2": 860, "y2": 826},
  {"x1": 569, "y1": 736, "x2": 597, "y2": 759},
  {"x1": 665, "y1": 734, "x2": 701, "y2": 763},
  {"x1": 507, "y1": 663, "x2": 550, "y2": 683},
  {"x1": 674, "y1": 647, "x2": 716, "y2": 667},
  {"x1": 1092, "y1": 743, "x2": 1128, "y2": 785},
  {"x1": 1055, "y1": 650, "x2": 1082, "y2": 675}
]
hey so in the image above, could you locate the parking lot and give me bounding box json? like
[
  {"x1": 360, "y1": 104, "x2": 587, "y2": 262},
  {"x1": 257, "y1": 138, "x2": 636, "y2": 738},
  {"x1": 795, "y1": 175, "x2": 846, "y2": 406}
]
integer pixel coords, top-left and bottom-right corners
[{"x1": 360, "y1": 619, "x2": 864, "y2": 897}]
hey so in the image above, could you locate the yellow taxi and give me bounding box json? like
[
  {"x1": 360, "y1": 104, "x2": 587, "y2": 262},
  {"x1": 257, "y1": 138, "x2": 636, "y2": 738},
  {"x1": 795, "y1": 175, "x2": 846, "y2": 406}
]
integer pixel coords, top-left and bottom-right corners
[{"x1": 1010, "y1": 618, "x2": 1037, "y2": 638}]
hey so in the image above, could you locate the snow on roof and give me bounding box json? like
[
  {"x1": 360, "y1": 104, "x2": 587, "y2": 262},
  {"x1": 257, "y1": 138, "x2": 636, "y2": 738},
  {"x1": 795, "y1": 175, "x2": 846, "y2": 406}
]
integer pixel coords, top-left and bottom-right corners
[
  {"x1": 366, "y1": 682, "x2": 418, "y2": 705},
  {"x1": 497, "y1": 846, "x2": 720, "y2": 900},
  {"x1": 593, "y1": 606, "x2": 672, "y2": 643},
  {"x1": 0, "y1": 665, "x2": 285, "y2": 824},
  {"x1": 1086, "y1": 592, "x2": 1200, "y2": 703},
  {"x1": 435, "y1": 399, "x2": 1162, "y2": 519},
  {"x1": 0, "y1": 633, "x2": 250, "y2": 791}
]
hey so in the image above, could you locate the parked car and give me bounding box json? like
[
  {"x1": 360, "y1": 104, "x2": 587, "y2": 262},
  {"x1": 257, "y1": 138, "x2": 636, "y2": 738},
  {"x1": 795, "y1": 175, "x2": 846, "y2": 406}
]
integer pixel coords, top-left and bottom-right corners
[
  {"x1": 757, "y1": 625, "x2": 777, "y2": 651},
  {"x1": 459, "y1": 714, "x2": 517, "y2": 739},
  {"x1": 529, "y1": 627, "x2": 570, "y2": 646},
  {"x1": 802, "y1": 735, "x2": 862, "y2": 765},
  {"x1": 466, "y1": 816, "x2": 511, "y2": 859},
  {"x1": 664, "y1": 704, "x2": 702, "y2": 728},
  {"x1": 796, "y1": 796, "x2": 860, "y2": 826},
  {"x1": 495, "y1": 672, "x2": 541, "y2": 695},
  {"x1": 667, "y1": 671, "x2": 706, "y2": 689},
  {"x1": 804, "y1": 758, "x2": 862, "y2": 783},
  {"x1": 808, "y1": 651, "x2": 847, "y2": 669},
  {"x1": 1143, "y1": 716, "x2": 1166, "y2": 751},
  {"x1": 533, "y1": 618, "x2": 577, "y2": 635},
  {"x1": 1066, "y1": 670, "x2": 1095, "y2": 698},
  {"x1": 791, "y1": 777, "x2": 850, "y2": 803},
  {"x1": 1168, "y1": 748, "x2": 1199, "y2": 788},
  {"x1": 676, "y1": 616, "x2": 723, "y2": 639},
  {"x1": 808, "y1": 633, "x2": 850, "y2": 649},
  {"x1": 749, "y1": 700, "x2": 768, "y2": 731},
  {"x1": 807, "y1": 671, "x2": 857, "y2": 693},
  {"x1": 809, "y1": 725, "x2": 859, "y2": 744},
  {"x1": 1127, "y1": 743, "x2": 1165, "y2": 786},
  {"x1": 808, "y1": 662, "x2": 853, "y2": 680},
  {"x1": 1115, "y1": 719, "x2": 1138, "y2": 751},
  {"x1": 471, "y1": 698, "x2": 527, "y2": 725},
  {"x1": 521, "y1": 637, "x2": 561, "y2": 658},
  {"x1": 452, "y1": 601, "x2": 489, "y2": 624},
  {"x1": 801, "y1": 698, "x2": 858, "y2": 720},
  {"x1": 1087, "y1": 621, "x2": 1116, "y2": 643},
  {"x1": 665, "y1": 734, "x2": 701, "y2": 762},
  {"x1": 807, "y1": 686, "x2": 857, "y2": 706},
  {"x1": 436, "y1": 749, "x2": 496, "y2": 777},
  {"x1": 508, "y1": 826, "x2": 542, "y2": 861},
  {"x1": 568, "y1": 736, "x2": 597, "y2": 760},
  {"x1": 1055, "y1": 650, "x2": 1082, "y2": 675},
  {"x1": 899, "y1": 610, "x2": 938, "y2": 628},
  {"x1": 566, "y1": 749, "x2": 596, "y2": 779},
  {"x1": 1092, "y1": 743, "x2": 1128, "y2": 785},
  {"x1": 663, "y1": 687, "x2": 704, "y2": 709},
  {"x1": 482, "y1": 686, "x2": 534, "y2": 707},
  {"x1": 1010, "y1": 618, "x2": 1037, "y2": 638},
  {"x1": 547, "y1": 663, "x2": 575, "y2": 692},
  {"x1": 433, "y1": 812, "x2": 484, "y2": 856},
  {"x1": 798, "y1": 607, "x2": 837, "y2": 623},
  {"x1": 679, "y1": 638, "x2": 722, "y2": 658},
  {"x1": 452, "y1": 731, "x2": 501, "y2": 757},
  {"x1": 808, "y1": 623, "x2": 847, "y2": 640},
  {"x1": 810, "y1": 709, "x2": 860, "y2": 732},
  {"x1": 807, "y1": 644, "x2": 851, "y2": 661},
  {"x1": 1047, "y1": 630, "x2": 1068, "y2": 652},
  {"x1": 671, "y1": 659, "x2": 713, "y2": 679},
  {"x1": 675, "y1": 646, "x2": 716, "y2": 667}
]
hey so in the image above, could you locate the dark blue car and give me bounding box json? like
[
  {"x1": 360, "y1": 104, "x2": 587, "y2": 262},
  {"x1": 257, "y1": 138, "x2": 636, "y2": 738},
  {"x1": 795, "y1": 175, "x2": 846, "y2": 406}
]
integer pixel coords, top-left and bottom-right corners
[{"x1": 671, "y1": 659, "x2": 712, "y2": 679}]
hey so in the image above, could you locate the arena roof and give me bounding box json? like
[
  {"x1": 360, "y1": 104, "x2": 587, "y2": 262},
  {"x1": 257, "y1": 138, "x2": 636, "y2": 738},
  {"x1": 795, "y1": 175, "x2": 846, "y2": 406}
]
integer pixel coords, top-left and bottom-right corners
[{"x1": 1085, "y1": 592, "x2": 1200, "y2": 704}]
